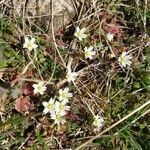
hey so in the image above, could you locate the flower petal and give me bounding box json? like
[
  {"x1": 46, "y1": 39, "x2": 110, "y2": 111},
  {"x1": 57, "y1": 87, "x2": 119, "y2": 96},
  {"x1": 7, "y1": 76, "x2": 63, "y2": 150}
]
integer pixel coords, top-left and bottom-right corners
[
  {"x1": 43, "y1": 108, "x2": 49, "y2": 114},
  {"x1": 42, "y1": 101, "x2": 48, "y2": 107},
  {"x1": 80, "y1": 28, "x2": 86, "y2": 33},
  {"x1": 30, "y1": 38, "x2": 35, "y2": 44},
  {"x1": 25, "y1": 37, "x2": 29, "y2": 43}
]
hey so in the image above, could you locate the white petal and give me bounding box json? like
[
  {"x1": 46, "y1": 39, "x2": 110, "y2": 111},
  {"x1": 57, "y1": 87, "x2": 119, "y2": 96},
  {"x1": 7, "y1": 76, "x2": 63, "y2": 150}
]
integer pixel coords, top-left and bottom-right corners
[
  {"x1": 84, "y1": 47, "x2": 88, "y2": 51},
  {"x1": 59, "y1": 89, "x2": 63, "y2": 94},
  {"x1": 89, "y1": 56, "x2": 93, "y2": 60},
  {"x1": 82, "y1": 34, "x2": 87, "y2": 39},
  {"x1": 25, "y1": 37, "x2": 29, "y2": 43},
  {"x1": 28, "y1": 47, "x2": 33, "y2": 51},
  {"x1": 91, "y1": 51, "x2": 96, "y2": 56},
  {"x1": 65, "y1": 105, "x2": 71, "y2": 111},
  {"x1": 43, "y1": 108, "x2": 49, "y2": 114},
  {"x1": 49, "y1": 98, "x2": 54, "y2": 103},
  {"x1": 23, "y1": 43, "x2": 27, "y2": 48},
  {"x1": 122, "y1": 51, "x2": 127, "y2": 57},
  {"x1": 30, "y1": 38, "x2": 35, "y2": 44},
  {"x1": 61, "y1": 99, "x2": 69, "y2": 104},
  {"x1": 88, "y1": 46, "x2": 93, "y2": 51},
  {"x1": 67, "y1": 93, "x2": 73, "y2": 98},
  {"x1": 38, "y1": 81, "x2": 44, "y2": 86},
  {"x1": 74, "y1": 32, "x2": 78, "y2": 38},
  {"x1": 64, "y1": 87, "x2": 69, "y2": 92},
  {"x1": 42, "y1": 102, "x2": 48, "y2": 107},
  {"x1": 39, "y1": 90, "x2": 45, "y2": 95},
  {"x1": 76, "y1": 27, "x2": 80, "y2": 32},
  {"x1": 33, "y1": 88, "x2": 39, "y2": 94},
  {"x1": 128, "y1": 56, "x2": 132, "y2": 59},
  {"x1": 33, "y1": 44, "x2": 38, "y2": 49},
  {"x1": 78, "y1": 36, "x2": 83, "y2": 41},
  {"x1": 80, "y1": 28, "x2": 86, "y2": 33}
]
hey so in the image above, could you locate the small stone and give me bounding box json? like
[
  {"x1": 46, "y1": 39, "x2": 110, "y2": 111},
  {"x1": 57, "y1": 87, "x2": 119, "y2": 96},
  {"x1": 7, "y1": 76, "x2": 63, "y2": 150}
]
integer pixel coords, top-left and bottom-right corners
[{"x1": 12, "y1": 0, "x2": 76, "y2": 33}]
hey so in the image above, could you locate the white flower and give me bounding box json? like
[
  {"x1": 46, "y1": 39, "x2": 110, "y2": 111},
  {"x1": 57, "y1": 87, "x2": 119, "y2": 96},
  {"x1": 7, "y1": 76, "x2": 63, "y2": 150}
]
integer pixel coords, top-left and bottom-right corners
[
  {"x1": 51, "y1": 112, "x2": 66, "y2": 125},
  {"x1": 42, "y1": 98, "x2": 55, "y2": 114},
  {"x1": 118, "y1": 51, "x2": 132, "y2": 67},
  {"x1": 1, "y1": 139, "x2": 8, "y2": 145},
  {"x1": 54, "y1": 101, "x2": 70, "y2": 116},
  {"x1": 107, "y1": 33, "x2": 114, "y2": 41},
  {"x1": 93, "y1": 115, "x2": 104, "y2": 130},
  {"x1": 84, "y1": 46, "x2": 96, "y2": 60},
  {"x1": 58, "y1": 87, "x2": 73, "y2": 103},
  {"x1": 66, "y1": 68, "x2": 78, "y2": 83},
  {"x1": 74, "y1": 27, "x2": 87, "y2": 41},
  {"x1": 23, "y1": 37, "x2": 38, "y2": 51},
  {"x1": 146, "y1": 41, "x2": 150, "y2": 47},
  {"x1": 32, "y1": 81, "x2": 47, "y2": 95}
]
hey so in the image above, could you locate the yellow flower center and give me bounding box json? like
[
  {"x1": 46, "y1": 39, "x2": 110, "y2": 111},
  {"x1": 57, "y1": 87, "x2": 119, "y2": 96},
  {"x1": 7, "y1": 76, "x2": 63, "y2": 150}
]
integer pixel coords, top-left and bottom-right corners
[
  {"x1": 27, "y1": 42, "x2": 33, "y2": 49},
  {"x1": 121, "y1": 56, "x2": 126, "y2": 62},
  {"x1": 77, "y1": 32, "x2": 81, "y2": 37},
  {"x1": 85, "y1": 51, "x2": 88, "y2": 55},
  {"x1": 60, "y1": 92, "x2": 65, "y2": 98},
  {"x1": 47, "y1": 103, "x2": 52, "y2": 109},
  {"x1": 37, "y1": 86, "x2": 42, "y2": 91}
]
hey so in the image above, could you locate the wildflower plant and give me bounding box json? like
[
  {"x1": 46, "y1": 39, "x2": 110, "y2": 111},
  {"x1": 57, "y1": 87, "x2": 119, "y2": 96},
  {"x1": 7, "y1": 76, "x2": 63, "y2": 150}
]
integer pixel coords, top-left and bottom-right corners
[
  {"x1": 42, "y1": 87, "x2": 72, "y2": 125},
  {"x1": 84, "y1": 46, "x2": 96, "y2": 60},
  {"x1": 23, "y1": 37, "x2": 38, "y2": 51},
  {"x1": 58, "y1": 87, "x2": 73, "y2": 103},
  {"x1": 66, "y1": 68, "x2": 78, "y2": 83},
  {"x1": 43, "y1": 98, "x2": 71, "y2": 125},
  {"x1": 107, "y1": 33, "x2": 114, "y2": 41},
  {"x1": 54, "y1": 101, "x2": 71, "y2": 116},
  {"x1": 93, "y1": 115, "x2": 104, "y2": 130},
  {"x1": 118, "y1": 51, "x2": 132, "y2": 67},
  {"x1": 32, "y1": 81, "x2": 47, "y2": 95},
  {"x1": 3, "y1": 1, "x2": 149, "y2": 148},
  {"x1": 51, "y1": 112, "x2": 66, "y2": 125},
  {"x1": 74, "y1": 27, "x2": 87, "y2": 41},
  {"x1": 42, "y1": 98, "x2": 55, "y2": 114}
]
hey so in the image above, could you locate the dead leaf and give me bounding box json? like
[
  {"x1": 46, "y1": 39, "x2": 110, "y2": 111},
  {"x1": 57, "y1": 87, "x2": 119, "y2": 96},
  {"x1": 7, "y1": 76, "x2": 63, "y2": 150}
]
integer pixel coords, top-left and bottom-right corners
[{"x1": 15, "y1": 96, "x2": 32, "y2": 113}]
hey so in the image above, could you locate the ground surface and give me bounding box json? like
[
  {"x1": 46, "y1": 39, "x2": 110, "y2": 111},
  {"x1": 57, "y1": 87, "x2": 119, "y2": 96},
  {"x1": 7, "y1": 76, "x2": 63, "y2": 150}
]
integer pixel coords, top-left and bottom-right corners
[{"x1": 0, "y1": 0, "x2": 150, "y2": 150}]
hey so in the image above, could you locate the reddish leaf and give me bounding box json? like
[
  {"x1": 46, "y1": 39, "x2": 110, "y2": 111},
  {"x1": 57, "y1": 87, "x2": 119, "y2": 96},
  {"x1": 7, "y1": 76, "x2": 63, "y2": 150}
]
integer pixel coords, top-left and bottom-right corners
[
  {"x1": 22, "y1": 84, "x2": 33, "y2": 95},
  {"x1": 15, "y1": 96, "x2": 32, "y2": 113},
  {"x1": 11, "y1": 74, "x2": 21, "y2": 87},
  {"x1": 56, "y1": 39, "x2": 65, "y2": 48},
  {"x1": 55, "y1": 29, "x2": 65, "y2": 37},
  {"x1": 91, "y1": 34, "x2": 100, "y2": 43},
  {"x1": 44, "y1": 46, "x2": 53, "y2": 56},
  {"x1": 66, "y1": 112, "x2": 81, "y2": 122},
  {"x1": 99, "y1": 11, "x2": 123, "y2": 36},
  {"x1": 103, "y1": 23, "x2": 123, "y2": 36},
  {"x1": 42, "y1": 35, "x2": 52, "y2": 42}
]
